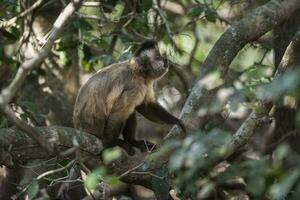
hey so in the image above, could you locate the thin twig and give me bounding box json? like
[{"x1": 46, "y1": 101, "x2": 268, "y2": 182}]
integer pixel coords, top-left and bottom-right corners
[
  {"x1": 119, "y1": 162, "x2": 145, "y2": 178},
  {"x1": 36, "y1": 160, "x2": 75, "y2": 180},
  {"x1": 0, "y1": 0, "x2": 84, "y2": 152},
  {"x1": 0, "y1": 0, "x2": 83, "y2": 106},
  {"x1": 131, "y1": 171, "x2": 164, "y2": 179},
  {"x1": 0, "y1": 0, "x2": 46, "y2": 28}
]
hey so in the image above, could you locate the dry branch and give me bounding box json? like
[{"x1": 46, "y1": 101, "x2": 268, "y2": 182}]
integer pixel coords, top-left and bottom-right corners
[
  {"x1": 0, "y1": 0, "x2": 46, "y2": 29},
  {"x1": 0, "y1": 0, "x2": 83, "y2": 152},
  {"x1": 0, "y1": 0, "x2": 83, "y2": 106}
]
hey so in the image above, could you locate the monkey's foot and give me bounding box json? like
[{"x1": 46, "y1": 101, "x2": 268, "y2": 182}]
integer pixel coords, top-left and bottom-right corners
[
  {"x1": 101, "y1": 139, "x2": 136, "y2": 158},
  {"x1": 116, "y1": 139, "x2": 136, "y2": 156}
]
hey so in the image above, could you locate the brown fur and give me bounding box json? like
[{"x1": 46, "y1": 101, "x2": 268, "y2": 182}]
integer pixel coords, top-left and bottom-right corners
[
  {"x1": 73, "y1": 41, "x2": 184, "y2": 155},
  {"x1": 73, "y1": 60, "x2": 155, "y2": 141}
]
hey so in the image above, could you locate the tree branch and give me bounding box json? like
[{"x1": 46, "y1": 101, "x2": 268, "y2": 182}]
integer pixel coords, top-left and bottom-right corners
[
  {"x1": 0, "y1": 105, "x2": 55, "y2": 153},
  {"x1": 0, "y1": 126, "x2": 153, "y2": 188},
  {"x1": 179, "y1": 0, "x2": 300, "y2": 131},
  {"x1": 0, "y1": 0, "x2": 46, "y2": 29},
  {"x1": 0, "y1": 0, "x2": 83, "y2": 152},
  {"x1": 142, "y1": 0, "x2": 300, "y2": 170},
  {"x1": 0, "y1": 0, "x2": 83, "y2": 106},
  {"x1": 0, "y1": 126, "x2": 102, "y2": 164},
  {"x1": 164, "y1": 0, "x2": 300, "y2": 137},
  {"x1": 223, "y1": 30, "x2": 300, "y2": 159}
]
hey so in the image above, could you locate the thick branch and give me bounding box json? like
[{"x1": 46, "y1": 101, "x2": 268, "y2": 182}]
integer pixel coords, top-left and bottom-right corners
[
  {"x1": 179, "y1": 0, "x2": 300, "y2": 129},
  {"x1": 144, "y1": 0, "x2": 300, "y2": 169},
  {"x1": 0, "y1": 126, "x2": 152, "y2": 188},
  {"x1": 0, "y1": 126, "x2": 103, "y2": 164},
  {"x1": 223, "y1": 30, "x2": 300, "y2": 159},
  {"x1": 159, "y1": 0, "x2": 300, "y2": 140}
]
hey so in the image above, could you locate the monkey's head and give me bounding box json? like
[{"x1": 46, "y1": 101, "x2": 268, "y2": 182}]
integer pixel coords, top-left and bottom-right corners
[{"x1": 134, "y1": 40, "x2": 168, "y2": 79}]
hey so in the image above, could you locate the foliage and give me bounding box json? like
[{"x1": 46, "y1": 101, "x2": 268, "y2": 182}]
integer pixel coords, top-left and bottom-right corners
[
  {"x1": 1, "y1": 0, "x2": 300, "y2": 199},
  {"x1": 168, "y1": 133, "x2": 300, "y2": 199}
]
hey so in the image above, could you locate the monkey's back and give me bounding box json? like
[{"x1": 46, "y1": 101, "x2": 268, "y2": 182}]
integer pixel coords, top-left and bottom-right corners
[{"x1": 73, "y1": 61, "x2": 148, "y2": 138}]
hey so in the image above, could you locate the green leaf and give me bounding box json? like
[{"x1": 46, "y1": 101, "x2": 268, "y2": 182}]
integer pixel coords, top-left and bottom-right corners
[
  {"x1": 151, "y1": 166, "x2": 170, "y2": 200},
  {"x1": 169, "y1": 150, "x2": 185, "y2": 171},
  {"x1": 205, "y1": 8, "x2": 216, "y2": 22},
  {"x1": 131, "y1": 13, "x2": 149, "y2": 33},
  {"x1": 102, "y1": 147, "x2": 122, "y2": 163},
  {"x1": 247, "y1": 174, "x2": 266, "y2": 196},
  {"x1": 188, "y1": 7, "x2": 204, "y2": 17},
  {"x1": 27, "y1": 181, "x2": 39, "y2": 200},
  {"x1": 10, "y1": 26, "x2": 20, "y2": 39},
  {"x1": 243, "y1": 102, "x2": 266, "y2": 113},
  {"x1": 256, "y1": 69, "x2": 300, "y2": 101},
  {"x1": 141, "y1": 0, "x2": 153, "y2": 11},
  {"x1": 269, "y1": 169, "x2": 300, "y2": 200},
  {"x1": 92, "y1": 38, "x2": 109, "y2": 49},
  {"x1": 291, "y1": 182, "x2": 300, "y2": 200},
  {"x1": 105, "y1": 175, "x2": 121, "y2": 188},
  {"x1": 74, "y1": 18, "x2": 93, "y2": 31},
  {"x1": 84, "y1": 167, "x2": 106, "y2": 190},
  {"x1": 273, "y1": 144, "x2": 291, "y2": 162},
  {"x1": 244, "y1": 64, "x2": 271, "y2": 80},
  {"x1": 57, "y1": 40, "x2": 78, "y2": 51},
  {"x1": 23, "y1": 101, "x2": 38, "y2": 114},
  {"x1": 0, "y1": 117, "x2": 8, "y2": 128},
  {"x1": 81, "y1": 59, "x2": 90, "y2": 72},
  {"x1": 296, "y1": 111, "x2": 300, "y2": 128},
  {"x1": 20, "y1": 113, "x2": 28, "y2": 121}
]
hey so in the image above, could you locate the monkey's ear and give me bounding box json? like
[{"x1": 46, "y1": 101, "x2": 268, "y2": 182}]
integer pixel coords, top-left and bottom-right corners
[{"x1": 134, "y1": 40, "x2": 157, "y2": 57}]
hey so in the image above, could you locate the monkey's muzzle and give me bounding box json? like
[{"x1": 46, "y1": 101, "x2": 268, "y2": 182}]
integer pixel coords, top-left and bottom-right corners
[{"x1": 163, "y1": 58, "x2": 169, "y2": 68}]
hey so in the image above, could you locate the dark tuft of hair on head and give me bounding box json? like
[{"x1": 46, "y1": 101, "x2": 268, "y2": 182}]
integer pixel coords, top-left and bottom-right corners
[{"x1": 134, "y1": 40, "x2": 157, "y2": 57}]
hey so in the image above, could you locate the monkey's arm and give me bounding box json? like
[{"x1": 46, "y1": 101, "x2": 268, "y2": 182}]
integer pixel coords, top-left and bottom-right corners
[{"x1": 136, "y1": 102, "x2": 186, "y2": 132}]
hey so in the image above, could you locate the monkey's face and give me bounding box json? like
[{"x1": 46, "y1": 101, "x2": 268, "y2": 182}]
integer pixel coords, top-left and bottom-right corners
[{"x1": 138, "y1": 48, "x2": 168, "y2": 79}]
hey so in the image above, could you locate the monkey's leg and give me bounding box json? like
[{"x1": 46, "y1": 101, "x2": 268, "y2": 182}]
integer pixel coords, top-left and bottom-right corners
[
  {"x1": 122, "y1": 112, "x2": 156, "y2": 152},
  {"x1": 102, "y1": 114, "x2": 135, "y2": 155},
  {"x1": 136, "y1": 102, "x2": 186, "y2": 133}
]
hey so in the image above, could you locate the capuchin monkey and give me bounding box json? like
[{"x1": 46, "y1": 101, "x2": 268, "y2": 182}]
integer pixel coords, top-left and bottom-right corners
[{"x1": 73, "y1": 40, "x2": 185, "y2": 155}]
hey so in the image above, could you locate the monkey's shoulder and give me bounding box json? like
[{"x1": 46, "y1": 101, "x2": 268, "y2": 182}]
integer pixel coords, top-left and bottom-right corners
[{"x1": 96, "y1": 61, "x2": 131, "y2": 75}]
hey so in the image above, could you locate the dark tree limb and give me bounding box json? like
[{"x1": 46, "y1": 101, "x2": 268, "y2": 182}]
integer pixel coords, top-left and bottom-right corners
[
  {"x1": 0, "y1": 126, "x2": 102, "y2": 164},
  {"x1": 0, "y1": 126, "x2": 153, "y2": 188}
]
